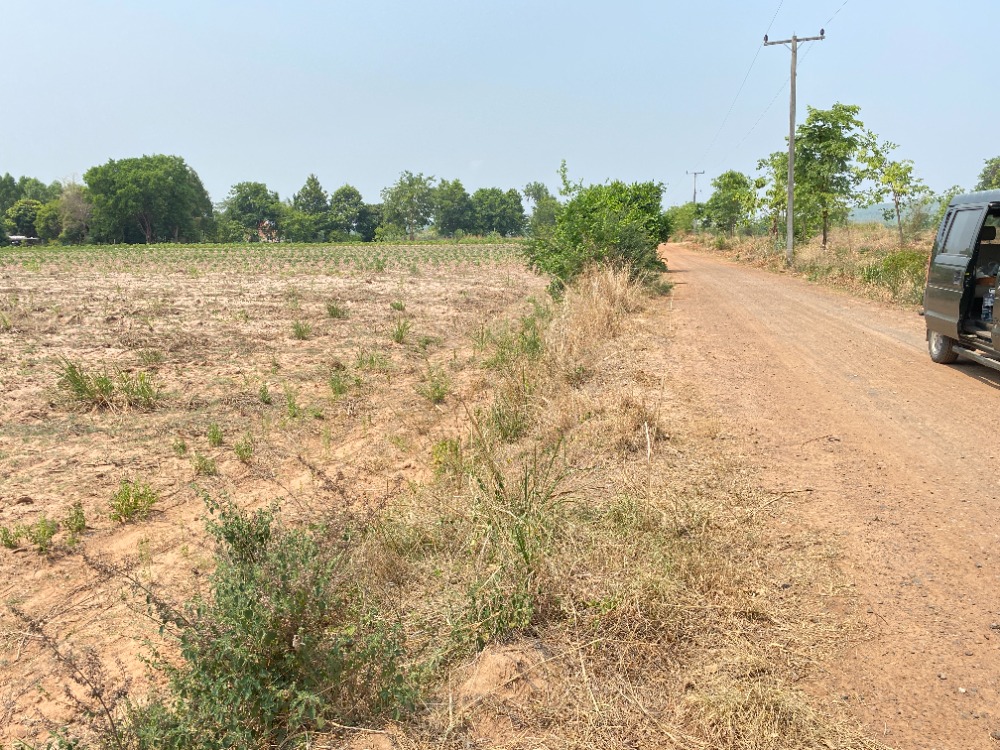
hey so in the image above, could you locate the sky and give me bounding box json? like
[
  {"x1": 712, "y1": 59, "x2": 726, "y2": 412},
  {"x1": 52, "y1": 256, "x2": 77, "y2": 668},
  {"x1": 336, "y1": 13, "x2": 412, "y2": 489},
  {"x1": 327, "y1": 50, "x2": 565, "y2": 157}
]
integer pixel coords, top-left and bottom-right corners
[{"x1": 0, "y1": 0, "x2": 989, "y2": 208}]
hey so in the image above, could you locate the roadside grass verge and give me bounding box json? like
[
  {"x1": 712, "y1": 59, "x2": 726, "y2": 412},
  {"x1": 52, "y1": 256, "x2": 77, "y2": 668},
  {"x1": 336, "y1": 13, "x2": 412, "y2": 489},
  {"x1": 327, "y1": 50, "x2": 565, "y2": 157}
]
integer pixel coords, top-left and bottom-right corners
[
  {"x1": 694, "y1": 223, "x2": 932, "y2": 306},
  {"x1": 51, "y1": 268, "x2": 877, "y2": 749}
]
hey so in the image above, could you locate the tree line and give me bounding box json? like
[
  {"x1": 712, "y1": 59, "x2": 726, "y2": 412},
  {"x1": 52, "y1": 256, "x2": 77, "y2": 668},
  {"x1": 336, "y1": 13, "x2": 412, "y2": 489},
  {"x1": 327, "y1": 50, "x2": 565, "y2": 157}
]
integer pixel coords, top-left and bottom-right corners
[
  {"x1": 672, "y1": 102, "x2": 1000, "y2": 248},
  {"x1": 0, "y1": 158, "x2": 558, "y2": 246}
]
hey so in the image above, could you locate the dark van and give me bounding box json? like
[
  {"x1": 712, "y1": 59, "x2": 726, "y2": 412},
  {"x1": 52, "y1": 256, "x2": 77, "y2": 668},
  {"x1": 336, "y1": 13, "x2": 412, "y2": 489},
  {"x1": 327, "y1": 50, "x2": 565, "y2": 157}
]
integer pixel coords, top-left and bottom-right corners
[{"x1": 925, "y1": 191, "x2": 1000, "y2": 369}]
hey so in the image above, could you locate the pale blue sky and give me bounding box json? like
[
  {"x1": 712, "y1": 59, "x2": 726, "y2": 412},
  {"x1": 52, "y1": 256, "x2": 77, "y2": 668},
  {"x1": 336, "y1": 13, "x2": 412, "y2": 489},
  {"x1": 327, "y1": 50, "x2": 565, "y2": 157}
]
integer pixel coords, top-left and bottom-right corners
[{"x1": 0, "y1": 1, "x2": 988, "y2": 207}]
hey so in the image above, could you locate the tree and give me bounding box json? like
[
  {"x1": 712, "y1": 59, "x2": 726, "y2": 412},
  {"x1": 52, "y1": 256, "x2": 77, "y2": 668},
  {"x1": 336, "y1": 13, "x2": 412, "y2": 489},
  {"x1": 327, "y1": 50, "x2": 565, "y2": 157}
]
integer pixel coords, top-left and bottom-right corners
[
  {"x1": 4, "y1": 199, "x2": 43, "y2": 236},
  {"x1": 58, "y1": 182, "x2": 92, "y2": 244},
  {"x1": 757, "y1": 150, "x2": 789, "y2": 239},
  {"x1": 85, "y1": 155, "x2": 212, "y2": 243},
  {"x1": 664, "y1": 202, "x2": 704, "y2": 236},
  {"x1": 858, "y1": 135, "x2": 931, "y2": 246},
  {"x1": 224, "y1": 182, "x2": 282, "y2": 242},
  {"x1": 433, "y1": 179, "x2": 475, "y2": 237},
  {"x1": 523, "y1": 181, "x2": 561, "y2": 237},
  {"x1": 356, "y1": 203, "x2": 383, "y2": 242},
  {"x1": 329, "y1": 185, "x2": 364, "y2": 238},
  {"x1": 471, "y1": 188, "x2": 525, "y2": 236},
  {"x1": 0, "y1": 173, "x2": 20, "y2": 216},
  {"x1": 976, "y1": 157, "x2": 1000, "y2": 191},
  {"x1": 527, "y1": 168, "x2": 669, "y2": 285},
  {"x1": 794, "y1": 103, "x2": 865, "y2": 248},
  {"x1": 292, "y1": 174, "x2": 329, "y2": 216},
  {"x1": 704, "y1": 171, "x2": 757, "y2": 234},
  {"x1": 17, "y1": 177, "x2": 60, "y2": 204},
  {"x1": 381, "y1": 171, "x2": 435, "y2": 240},
  {"x1": 34, "y1": 201, "x2": 62, "y2": 241}
]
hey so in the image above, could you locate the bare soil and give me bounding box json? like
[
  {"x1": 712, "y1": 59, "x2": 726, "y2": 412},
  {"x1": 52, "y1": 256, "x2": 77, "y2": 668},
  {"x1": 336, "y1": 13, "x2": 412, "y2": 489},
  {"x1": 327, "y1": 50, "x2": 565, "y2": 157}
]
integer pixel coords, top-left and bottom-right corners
[
  {"x1": 0, "y1": 253, "x2": 546, "y2": 742},
  {"x1": 661, "y1": 242, "x2": 1000, "y2": 750}
]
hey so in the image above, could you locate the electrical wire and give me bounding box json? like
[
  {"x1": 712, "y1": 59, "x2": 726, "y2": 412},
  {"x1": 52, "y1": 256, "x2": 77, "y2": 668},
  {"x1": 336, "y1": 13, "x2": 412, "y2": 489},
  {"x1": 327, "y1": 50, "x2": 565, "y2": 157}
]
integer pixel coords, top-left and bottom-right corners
[{"x1": 694, "y1": 0, "x2": 784, "y2": 167}]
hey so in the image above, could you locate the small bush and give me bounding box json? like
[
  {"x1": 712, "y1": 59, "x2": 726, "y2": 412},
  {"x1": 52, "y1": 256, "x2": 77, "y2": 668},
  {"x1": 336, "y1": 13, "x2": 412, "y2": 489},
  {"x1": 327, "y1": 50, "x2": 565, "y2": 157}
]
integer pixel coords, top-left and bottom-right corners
[
  {"x1": 234, "y1": 433, "x2": 254, "y2": 464},
  {"x1": 110, "y1": 480, "x2": 158, "y2": 523},
  {"x1": 1, "y1": 525, "x2": 23, "y2": 549},
  {"x1": 64, "y1": 501, "x2": 86, "y2": 546},
  {"x1": 173, "y1": 437, "x2": 188, "y2": 457},
  {"x1": 291, "y1": 320, "x2": 312, "y2": 340},
  {"x1": 329, "y1": 371, "x2": 355, "y2": 398},
  {"x1": 259, "y1": 383, "x2": 273, "y2": 405},
  {"x1": 125, "y1": 500, "x2": 416, "y2": 747},
  {"x1": 25, "y1": 515, "x2": 60, "y2": 554},
  {"x1": 389, "y1": 300, "x2": 405, "y2": 312},
  {"x1": 355, "y1": 349, "x2": 391, "y2": 373},
  {"x1": 207, "y1": 423, "x2": 223, "y2": 448},
  {"x1": 284, "y1": 389, "x2": 302, "y2": 419},
  {"x1": 57, "y1": 359, "x2": 160, "y2": 410}
]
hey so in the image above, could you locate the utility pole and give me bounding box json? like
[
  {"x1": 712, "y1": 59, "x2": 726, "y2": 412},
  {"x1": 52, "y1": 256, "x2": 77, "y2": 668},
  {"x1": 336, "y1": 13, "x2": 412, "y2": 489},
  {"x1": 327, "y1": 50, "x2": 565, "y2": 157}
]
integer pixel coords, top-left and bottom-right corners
[
  {"x1": 764, "y1": 30, "x2": 824, "y2": 265},
  {"x1": 686, "y1": 170, "x2": 705, "y2": 233}
]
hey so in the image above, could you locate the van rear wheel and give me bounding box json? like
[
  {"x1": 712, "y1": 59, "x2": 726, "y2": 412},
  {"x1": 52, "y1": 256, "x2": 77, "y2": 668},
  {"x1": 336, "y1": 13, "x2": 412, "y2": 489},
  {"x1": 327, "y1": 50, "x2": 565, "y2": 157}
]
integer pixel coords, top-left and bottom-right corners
[{"x1": 928, "y1": 330, "x2": 959, "y2": 364}]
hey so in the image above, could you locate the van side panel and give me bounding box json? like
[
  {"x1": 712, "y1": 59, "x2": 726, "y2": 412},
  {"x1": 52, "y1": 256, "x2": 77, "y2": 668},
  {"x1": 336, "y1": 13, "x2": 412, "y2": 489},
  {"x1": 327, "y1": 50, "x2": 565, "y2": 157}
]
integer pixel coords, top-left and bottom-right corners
[{"x1": 925, "y1": 206, "x2": 984, "y2": 338}]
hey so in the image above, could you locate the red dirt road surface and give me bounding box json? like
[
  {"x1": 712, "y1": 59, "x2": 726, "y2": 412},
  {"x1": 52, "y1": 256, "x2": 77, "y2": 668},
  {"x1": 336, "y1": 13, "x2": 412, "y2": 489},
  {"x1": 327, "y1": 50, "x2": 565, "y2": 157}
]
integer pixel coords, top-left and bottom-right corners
[{"x1": 660, "y1": 242, "x2": 1000, "y2": 750}]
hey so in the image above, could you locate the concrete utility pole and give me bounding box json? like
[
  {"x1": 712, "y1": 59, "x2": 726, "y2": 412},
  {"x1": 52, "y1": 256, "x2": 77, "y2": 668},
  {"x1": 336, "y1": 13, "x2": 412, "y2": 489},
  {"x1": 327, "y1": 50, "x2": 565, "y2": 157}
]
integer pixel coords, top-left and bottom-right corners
[
  {"x1": 764, "y1": 30, "x2": 824, "y2": 265},
  {"x1": 686, "y1": 170, "x2": 705, "y2": 232}
]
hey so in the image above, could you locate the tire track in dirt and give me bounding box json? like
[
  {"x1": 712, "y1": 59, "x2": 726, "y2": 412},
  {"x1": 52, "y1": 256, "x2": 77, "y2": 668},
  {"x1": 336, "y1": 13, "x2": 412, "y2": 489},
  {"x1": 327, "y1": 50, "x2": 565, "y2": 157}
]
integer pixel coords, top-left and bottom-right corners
[{"x1": 658, "y1": 243, "x2": 1000, "y2": 750}]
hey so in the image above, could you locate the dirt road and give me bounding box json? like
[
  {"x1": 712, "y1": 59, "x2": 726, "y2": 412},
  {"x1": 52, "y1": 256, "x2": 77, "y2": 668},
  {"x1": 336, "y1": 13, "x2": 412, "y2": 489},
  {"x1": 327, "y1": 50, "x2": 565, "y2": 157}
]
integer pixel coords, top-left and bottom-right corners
[{"x1": 660, "y1": 243, "x2": 1000, "y2": 750}]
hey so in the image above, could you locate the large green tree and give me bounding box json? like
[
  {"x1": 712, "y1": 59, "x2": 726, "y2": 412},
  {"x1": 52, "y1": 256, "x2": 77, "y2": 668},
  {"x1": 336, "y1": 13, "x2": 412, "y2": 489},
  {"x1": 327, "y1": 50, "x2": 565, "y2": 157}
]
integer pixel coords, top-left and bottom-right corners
[
  {"x1": 523, "y1": 181, "x2": 561, "y2": 237},
  {"x1": 329, "y1": 185, "x2": 364, "y2": 238},
  {"x1": 85, "y1": 155, "x2": 212, "y2": 243},
  {"x1": 292, "y1": 174, "x2": 329, "y2": 216},
  {"x1": 4, "y1": 198, "x2": 43, "y2": 236},
  {"x1": 471, "y1": 187, "x2": 525, "y2": 236},
  {"x1": 224, "y1": 182, "x2": 282, "y2": 241},
  {"x1": 57, "y1": 182, "x2": 92, "y2": 244},
  {"x1": 381, "y1": 171, "x2": 435, "y2": 240},
  {"x1": 794, "y1": 103, "x2": 865, "y2": 248},
  {"x1": 356, "y1": 203, "x2": 383, "y2": 242},
  {"x1": 433, "y1": 179, "x2": 475, "y2": 237},
  {"x1": 705, "y1": 170, "x2": 757, "y2": 234}
]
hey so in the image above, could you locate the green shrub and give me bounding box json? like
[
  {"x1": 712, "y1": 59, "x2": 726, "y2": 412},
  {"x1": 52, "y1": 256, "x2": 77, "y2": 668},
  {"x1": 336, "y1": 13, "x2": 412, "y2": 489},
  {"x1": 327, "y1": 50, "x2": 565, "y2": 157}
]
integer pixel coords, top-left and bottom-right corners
[
  {"x1": 417, "y1": 366, "x2": 450, "y2": 404},
  {"x1": 173, "y1": 437, "x2": 188, "y2": 456},
  {"x1": 390, "y1": 319, "x2": 410, "y2": 344},
  {"x1": 124, "y1": 500, "x2": 416, "y2": 748},
  {"x1": 57, "y1": 359, "x2": 161, "y2": 410},
  {"x1": 1, "y1": 525, "x2": 23, "y2": 549},
  {"x1": 25, "y1": 515, "x2": 60, "y2": 554},
  {"x1": 526, "y1": 168, "x2": 668, "y2": 287},
  {"x1": 234, "y1": 434, "x2": 255, "y2": 464},
  {"x1": 193, "y1": 453, "x2": 218, "y2": 477},
  {"x1": 389, "y1": 300, "x2": 405, "y2": 312},
  {"x1": 110, "y1": 480, "x2": 158, "y2": 523},
  {"x1": 207, "y1": 423, "x2": 223, "y2": 447},
  {"x1": 291, "y1": 320, "x2": 312, "y2": 340},
  {"x1": 259, "y1": 383, "x2": 273, "y2": 405},
  {"x1": 64, "y1": 501, "x2": 87, "y2": 546}
]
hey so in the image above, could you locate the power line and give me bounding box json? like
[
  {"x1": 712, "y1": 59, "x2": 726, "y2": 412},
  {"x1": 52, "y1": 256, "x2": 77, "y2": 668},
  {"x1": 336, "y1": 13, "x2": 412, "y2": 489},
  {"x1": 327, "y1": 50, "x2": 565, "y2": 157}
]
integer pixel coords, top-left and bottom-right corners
[{"x1": 695, "y1": 0, "x2": 785, "y2": 166}]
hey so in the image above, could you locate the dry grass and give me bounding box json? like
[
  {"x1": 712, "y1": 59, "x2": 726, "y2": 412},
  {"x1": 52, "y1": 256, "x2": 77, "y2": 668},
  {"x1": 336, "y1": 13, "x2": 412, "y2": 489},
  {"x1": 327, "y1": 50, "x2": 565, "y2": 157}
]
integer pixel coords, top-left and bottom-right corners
[
  {"x1": 0, "y1": 257, "x2": 882, "y2": 748},
  {"x1": 695, "y1": 224, "x2": 934, "y2": 306}
]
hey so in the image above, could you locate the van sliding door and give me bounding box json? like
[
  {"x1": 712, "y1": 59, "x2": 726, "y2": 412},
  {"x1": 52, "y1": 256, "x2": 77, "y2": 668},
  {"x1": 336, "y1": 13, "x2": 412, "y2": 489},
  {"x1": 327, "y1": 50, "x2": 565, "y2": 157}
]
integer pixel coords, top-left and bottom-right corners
[{"x1": 925, "y1": 207, "x2": 984, "y2": 338}]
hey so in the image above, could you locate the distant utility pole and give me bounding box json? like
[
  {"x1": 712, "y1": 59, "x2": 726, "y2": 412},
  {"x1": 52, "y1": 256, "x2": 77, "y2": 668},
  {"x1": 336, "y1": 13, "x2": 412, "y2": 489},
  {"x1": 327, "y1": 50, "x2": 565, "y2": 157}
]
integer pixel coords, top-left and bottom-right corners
[
  {"x1": 686, "y1": 170, "x2": 705, "y2": 232},
  {"x1": 764, "y1": 30, "x2": 825, "y2": 265}
]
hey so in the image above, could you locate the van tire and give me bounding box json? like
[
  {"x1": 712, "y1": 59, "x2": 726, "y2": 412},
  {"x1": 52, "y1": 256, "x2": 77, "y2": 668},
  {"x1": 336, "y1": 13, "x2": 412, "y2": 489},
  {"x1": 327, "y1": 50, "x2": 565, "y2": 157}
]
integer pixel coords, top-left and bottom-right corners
[{"x1": 928, "y1": 330, "x2": 959, "y2": 364}]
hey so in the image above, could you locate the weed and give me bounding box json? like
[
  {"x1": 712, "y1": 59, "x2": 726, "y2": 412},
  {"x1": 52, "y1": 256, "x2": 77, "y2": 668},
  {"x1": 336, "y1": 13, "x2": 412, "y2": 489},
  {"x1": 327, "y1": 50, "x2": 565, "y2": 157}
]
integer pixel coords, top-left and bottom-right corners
[
  {"x1": 431, "y1": 437, "x2": 463, "y2": 476},
  {"x1": 259, "y1": 383, "x2": 273, "y2": 405},
  {"x1": 116, "y1": 371, "x2": 161, "y2": 409},
  {"x1": 329, "y1": 371, "x2": 355, "y2": 397},
  {"x1": 193, "y1": 453, "x2": 218, "y2": 477},
  {"x1": 57, "y1": 359, "x2": 160, "y2": 410},
  {"x1": 291, "y1": 320, "x2": 312, "y2": 340},
  {"x1": 390, "y1": 300, "x2": 405, "y2": 312},
  {"x1": 206, "y1": 423, "x2": 223, "y2": 448},
  {"x1": 138, "y1": 349, "x2": 165, "y2": 367},
  {"x1": 373, "y1": 256, "x2": 387, "y2": 272},
  {"x1": 284, "y1": 389, "x2": 302, "y2": 419},
  {"x1": 0, "y1": 311, "x2": 11, "y2": 332},
  {"x1": 64, "y1": 501, "x2": 87, "y2": 546},
  {"x1": 234, "y1": 433, "x2": 255, "y2": 463},
  {"x1": 173, "y1": 437, "x2": 188, "y2": 457},
  {"x1": 110, "y1": 480, "x2": 158, "y2": 523},
  {"x1": 125, "y1": 499, "x2": 416, "y2": 746},
  {"x1": 1, "y1": 525, "x2": 23, "y2": 549},
  {"x1": 417, "y1": 365, "x2": 450, "y2": 404},
  {"x1": 417, "y1": 334, "x2": 438, "y2": 351},
  {"x1": 488, "y1": 391, "x2": 530, "y2": 443},
  {"x1": 390, "y1": 318, "x2": 411, "y2": 344},
  {"x1": 326, "y1": 302, "x2": 349, "y2": 319},
  {"x1": 355, "y1": 348, "x2": 391, "y2": 373},
  {"x1": 25, "y1": 515, "x2": 60, "y2": 554}
]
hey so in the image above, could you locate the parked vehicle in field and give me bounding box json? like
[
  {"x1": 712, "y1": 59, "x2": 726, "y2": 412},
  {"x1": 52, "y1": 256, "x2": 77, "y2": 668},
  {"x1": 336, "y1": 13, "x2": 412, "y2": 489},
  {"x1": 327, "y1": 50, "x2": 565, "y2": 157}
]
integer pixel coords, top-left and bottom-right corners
[{"x1": 924, "y1": 191, "x2": 1000, "y2": 370}]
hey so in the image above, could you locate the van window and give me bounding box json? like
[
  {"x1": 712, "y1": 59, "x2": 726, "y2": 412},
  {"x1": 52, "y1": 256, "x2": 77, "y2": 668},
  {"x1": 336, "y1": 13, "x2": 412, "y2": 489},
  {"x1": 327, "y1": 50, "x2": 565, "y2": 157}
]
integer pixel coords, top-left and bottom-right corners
[{"x1": 943, "y1": 209, "x2": 983, "y2": 256}]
